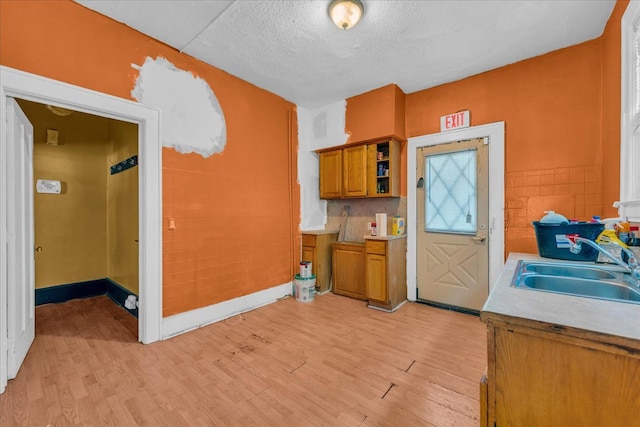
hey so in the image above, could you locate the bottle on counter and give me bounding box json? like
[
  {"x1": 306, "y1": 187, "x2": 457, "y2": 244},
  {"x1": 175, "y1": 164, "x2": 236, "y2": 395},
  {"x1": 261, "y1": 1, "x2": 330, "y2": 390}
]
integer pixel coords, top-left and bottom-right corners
[
  {"x1": 617, "y1": 221, "x2": 631, "y2": 244},
  {"x1": 629, "y1": 225, "x2": 639, "y2": 246},
  {"x1": 371, "y1": 222, "x2": 377, "y2": 236}
]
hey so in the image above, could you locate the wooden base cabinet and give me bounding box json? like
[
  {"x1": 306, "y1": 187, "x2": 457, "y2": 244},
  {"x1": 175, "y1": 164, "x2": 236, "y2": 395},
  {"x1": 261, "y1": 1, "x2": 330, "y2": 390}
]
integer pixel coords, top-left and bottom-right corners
[
  {"x1": 331, "y1": 242, "x2": 366, "y2": 300},
  {"x1": 483, "y1": 320, "x2": 640, "y2": 426},
  {"x1": 365, "y1": 236, "x2": 406, "y2": 311},
  {"x1": 301, "y1": 232, "x2": 338, "y2": 293}
]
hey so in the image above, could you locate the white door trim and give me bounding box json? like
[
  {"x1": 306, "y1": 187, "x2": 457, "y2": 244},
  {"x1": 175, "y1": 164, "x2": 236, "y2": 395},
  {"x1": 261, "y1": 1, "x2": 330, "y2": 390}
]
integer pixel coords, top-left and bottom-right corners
[
  {"x1": 407, "y1": 122, "x2": 505, "y2": 302},
  {"x1": 0, "y1": 66, "x2": 163, "y2": 393}
]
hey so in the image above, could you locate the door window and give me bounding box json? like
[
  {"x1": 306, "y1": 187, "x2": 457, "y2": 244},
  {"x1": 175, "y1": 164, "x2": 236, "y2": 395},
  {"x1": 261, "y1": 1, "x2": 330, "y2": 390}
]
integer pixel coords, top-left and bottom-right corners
[{"x1": 425, "y1": 149, "x2": 477, "y2": 234}]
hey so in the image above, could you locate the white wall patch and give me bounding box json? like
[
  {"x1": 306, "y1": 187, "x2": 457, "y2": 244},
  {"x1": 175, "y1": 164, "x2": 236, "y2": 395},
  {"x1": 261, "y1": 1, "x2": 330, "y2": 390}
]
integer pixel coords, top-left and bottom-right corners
[
  {"x1": 132, "y1": 57, "x2": 226, "y2": 158},
  {"x1": 297, "y1": 100, "x2": 349, "y2": 231}
]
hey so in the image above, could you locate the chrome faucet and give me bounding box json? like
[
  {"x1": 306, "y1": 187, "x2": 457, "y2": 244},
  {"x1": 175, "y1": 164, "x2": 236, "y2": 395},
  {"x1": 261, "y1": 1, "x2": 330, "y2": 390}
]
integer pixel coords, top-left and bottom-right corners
[{"x1": 569, "y1": 237, "x2": 640, "y2": 284}]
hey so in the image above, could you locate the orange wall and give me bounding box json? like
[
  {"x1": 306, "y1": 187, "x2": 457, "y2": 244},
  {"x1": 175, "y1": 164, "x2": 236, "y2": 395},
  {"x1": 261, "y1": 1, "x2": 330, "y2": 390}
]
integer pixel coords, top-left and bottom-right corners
[
  {"x1": 346, "y1": 84, "x2": 406, "y2": 142},
  {"x1": 346, "y1": 84, "x2": 407, "y2": 195},
  {"x1": 404, "y1": 1, "x2": 627, "y2": 256},
  {"x1": 342, "y1": 2, "x2": 628, "y2": 257},
  {"x1": 0, "y1": 0, "x2": 299, "y2": 317},
  {"x1": 601, "y1": 0, "x2": 629, "y2": 218},
  {"x1": 406, "y1": 40, "x2": 603, "y2": 255}
]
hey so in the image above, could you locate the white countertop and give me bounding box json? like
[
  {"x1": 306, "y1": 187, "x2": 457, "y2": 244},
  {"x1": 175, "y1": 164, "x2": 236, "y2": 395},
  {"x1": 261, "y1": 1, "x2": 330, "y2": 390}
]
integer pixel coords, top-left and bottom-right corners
[
  {"x1": 481, "y1": 252, "x2": 640, "y2": 348},
  {"x1": 301, "y1": 229, "x2": 340, "y2": 235},
  {"x1": 364, "y1": 234, "x2": 407, "y2": 241}
]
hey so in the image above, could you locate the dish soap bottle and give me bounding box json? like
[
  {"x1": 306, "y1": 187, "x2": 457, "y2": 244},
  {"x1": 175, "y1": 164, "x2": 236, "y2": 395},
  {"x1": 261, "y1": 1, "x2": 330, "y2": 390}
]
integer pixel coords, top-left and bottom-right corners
[
  {"x1": 595, "y1": 218, "x2": 628, "y2": 264},
  {"x1": 596, "y1": 218, "x2": 629, "y2": 248}
]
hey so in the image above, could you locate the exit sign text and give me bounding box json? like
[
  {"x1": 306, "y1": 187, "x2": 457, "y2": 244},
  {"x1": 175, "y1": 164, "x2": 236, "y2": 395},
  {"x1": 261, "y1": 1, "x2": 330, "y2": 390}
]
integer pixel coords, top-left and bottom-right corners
[{"x1": 440, "y1": 110, "x2": 470, "y2": 131}]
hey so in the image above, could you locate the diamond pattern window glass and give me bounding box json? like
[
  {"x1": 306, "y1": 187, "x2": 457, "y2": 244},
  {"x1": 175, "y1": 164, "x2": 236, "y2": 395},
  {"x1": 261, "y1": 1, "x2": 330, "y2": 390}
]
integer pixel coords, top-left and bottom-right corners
[{"x1": 425, "y1": 149, "x2": 477, "y2": 234}]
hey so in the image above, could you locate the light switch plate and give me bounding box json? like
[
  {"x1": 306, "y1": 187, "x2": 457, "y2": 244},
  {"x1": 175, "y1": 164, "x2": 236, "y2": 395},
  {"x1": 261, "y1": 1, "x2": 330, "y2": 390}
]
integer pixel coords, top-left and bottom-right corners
[{"x1": 36, "y1": 179, "x2": 61, "y2": 194}]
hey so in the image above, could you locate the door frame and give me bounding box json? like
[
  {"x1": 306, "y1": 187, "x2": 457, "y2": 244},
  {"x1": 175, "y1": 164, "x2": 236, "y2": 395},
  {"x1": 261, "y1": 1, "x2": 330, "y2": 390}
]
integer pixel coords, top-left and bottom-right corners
[
  {"x1": 0, "y1": 66, "x2": 163, "y2": 393},
  {"x1": 407, "y1": 122, "x2": 505, "y2": 302}
]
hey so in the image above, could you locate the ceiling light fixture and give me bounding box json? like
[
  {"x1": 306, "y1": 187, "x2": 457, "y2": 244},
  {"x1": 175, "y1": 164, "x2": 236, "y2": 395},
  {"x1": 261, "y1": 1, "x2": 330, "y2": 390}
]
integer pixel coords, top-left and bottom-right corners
[{"x1": 329, "y1": 0, "x2": 364, "y2": 30}]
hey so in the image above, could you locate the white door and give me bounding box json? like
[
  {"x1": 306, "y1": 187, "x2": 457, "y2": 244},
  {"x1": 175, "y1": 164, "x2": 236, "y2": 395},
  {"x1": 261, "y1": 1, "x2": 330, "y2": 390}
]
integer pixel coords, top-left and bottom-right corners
[
  {"x1": 416, "y1": 138, "x2": 489, "y2": 311},
  {"x1": 6, "y1": 98, "x2": 35, "y2": 378}
]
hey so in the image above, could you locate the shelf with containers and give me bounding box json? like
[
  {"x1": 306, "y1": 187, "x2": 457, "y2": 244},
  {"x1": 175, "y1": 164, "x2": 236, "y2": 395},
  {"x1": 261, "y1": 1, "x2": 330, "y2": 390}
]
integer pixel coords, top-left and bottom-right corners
[{"x1": 367, "y1": 138, "x2": 401, "y2": 197}]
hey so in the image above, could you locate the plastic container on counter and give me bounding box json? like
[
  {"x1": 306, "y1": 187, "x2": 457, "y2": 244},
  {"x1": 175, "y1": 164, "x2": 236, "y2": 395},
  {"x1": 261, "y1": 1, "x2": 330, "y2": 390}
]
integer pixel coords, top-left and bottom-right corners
[{"x1": 532, "y1": 221, "x2": 605, "y2": 261}]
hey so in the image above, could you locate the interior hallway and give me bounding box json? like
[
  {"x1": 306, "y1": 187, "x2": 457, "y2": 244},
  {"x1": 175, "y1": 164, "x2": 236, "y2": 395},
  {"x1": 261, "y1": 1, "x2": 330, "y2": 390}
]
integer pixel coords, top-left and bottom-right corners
[{"x1": 0, "y1": 294, "x2": 486, "y2": 426}]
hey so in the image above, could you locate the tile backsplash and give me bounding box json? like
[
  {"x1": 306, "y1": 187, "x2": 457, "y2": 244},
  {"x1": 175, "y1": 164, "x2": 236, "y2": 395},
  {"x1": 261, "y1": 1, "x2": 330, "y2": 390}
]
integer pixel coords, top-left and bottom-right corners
[
  {"x1": 505, "y1": 165, "x2": 602, "y2": 254},
  {"x1": 326, "y1": 197, "x2": 407, "y2": 243}
]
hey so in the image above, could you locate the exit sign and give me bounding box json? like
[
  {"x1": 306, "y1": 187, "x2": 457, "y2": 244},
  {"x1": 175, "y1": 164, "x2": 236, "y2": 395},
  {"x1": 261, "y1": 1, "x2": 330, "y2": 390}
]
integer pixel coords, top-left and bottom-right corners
[{"x1": 440, "y1": 110, "x2": 470, "y2": 131}]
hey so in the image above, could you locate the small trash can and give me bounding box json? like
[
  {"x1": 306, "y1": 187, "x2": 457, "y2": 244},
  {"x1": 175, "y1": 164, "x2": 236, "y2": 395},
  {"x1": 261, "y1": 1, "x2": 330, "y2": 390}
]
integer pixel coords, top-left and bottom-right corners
[{"x1": 293, "y1": 274, "x2": 316, "y2": 302}]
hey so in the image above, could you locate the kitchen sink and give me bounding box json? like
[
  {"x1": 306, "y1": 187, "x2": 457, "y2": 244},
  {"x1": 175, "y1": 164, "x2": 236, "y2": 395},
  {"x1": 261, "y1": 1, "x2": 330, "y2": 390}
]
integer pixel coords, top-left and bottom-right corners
[
  {"x1": 521, "y1": 275, "x2": 640, "y2": 302},
  {"x1": 511, "y1": 260, "x2": 640, "y2": 304},
  {"x1": 524, "y1": 263, "x2": 617, "y2": 280}
]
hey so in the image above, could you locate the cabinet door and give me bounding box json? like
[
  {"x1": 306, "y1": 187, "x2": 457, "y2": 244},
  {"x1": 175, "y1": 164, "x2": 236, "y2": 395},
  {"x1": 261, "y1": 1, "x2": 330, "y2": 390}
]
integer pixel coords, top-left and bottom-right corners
[
  {"x1": 366, "y1": 253, "x2": 387, "y2": 302},
  {"x1": 314, "y1": 233, "x2": 338, "y2": 293},
  {"x1": 342, "y1": 145, "x2": 368, "y2": 197},
  {"x1": 301, "y1": 245, "x2": 315, "y2": 271},
  {"x1": 492, "y1": 326, "x2": 640, "y2": 426},
  {"x1": 319, "y1": 150, "x2": 342, "y2": 199},
  {"x1": 332, "y1": 244, "x2": 366, "y2": 300}
]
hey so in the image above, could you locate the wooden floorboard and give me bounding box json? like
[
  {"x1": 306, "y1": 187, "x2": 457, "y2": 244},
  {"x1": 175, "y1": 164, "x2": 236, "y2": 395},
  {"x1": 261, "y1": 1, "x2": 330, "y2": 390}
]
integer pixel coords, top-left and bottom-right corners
[{"x1": 0, "y1": 293, "x2": 487, "y2": 426}]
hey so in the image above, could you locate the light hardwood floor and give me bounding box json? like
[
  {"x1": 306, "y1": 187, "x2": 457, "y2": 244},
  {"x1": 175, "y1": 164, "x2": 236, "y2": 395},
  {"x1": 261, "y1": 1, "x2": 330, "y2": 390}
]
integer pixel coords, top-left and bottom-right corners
[{"x1": 0, "y1": 293, "x2": 487, "y2": 426}]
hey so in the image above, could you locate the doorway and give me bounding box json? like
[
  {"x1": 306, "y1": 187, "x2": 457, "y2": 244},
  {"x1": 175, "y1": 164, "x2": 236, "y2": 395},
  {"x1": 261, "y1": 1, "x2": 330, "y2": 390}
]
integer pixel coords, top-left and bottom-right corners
[
  {"x1": 1, "y1": 66, "x2": 162, "y2": 394},
  {"x1": 416, "y1": 138, "x2": 489, "y2": 311},
  {"x1": 407, "y1": 122, "x2": 505, "y2": 308},
  {"x1": 17, "y1": 97, "x2": 140, "y2": 325}
]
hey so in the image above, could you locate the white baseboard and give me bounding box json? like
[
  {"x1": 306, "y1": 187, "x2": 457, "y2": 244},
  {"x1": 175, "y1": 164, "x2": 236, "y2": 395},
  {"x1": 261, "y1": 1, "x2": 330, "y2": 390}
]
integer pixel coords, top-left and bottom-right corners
[{"x1": 162, "y1": 282, "x2": 292, "y2": 339}]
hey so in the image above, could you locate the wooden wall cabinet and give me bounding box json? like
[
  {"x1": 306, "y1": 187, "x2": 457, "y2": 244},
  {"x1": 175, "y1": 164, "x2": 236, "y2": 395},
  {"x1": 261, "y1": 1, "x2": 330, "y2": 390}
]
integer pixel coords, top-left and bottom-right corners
[
  {"x1": 342, "y1": 145, "x2": 368, "y2": 197},
  {"x1": 483, "y1": 319, "x2": 640, "y2": 426},
  {"x1": 331, "y1": 242, "x2": 366, "y2": 300},
  {"x1": 301, "y1": 231, "x2": 338, "y2": 293},
  {"x1": 365, "y1": 236, "x2": 406, "y2": 311},
  {"x1": 317, "y1": 137, "x2": 402, "y2": 199}
]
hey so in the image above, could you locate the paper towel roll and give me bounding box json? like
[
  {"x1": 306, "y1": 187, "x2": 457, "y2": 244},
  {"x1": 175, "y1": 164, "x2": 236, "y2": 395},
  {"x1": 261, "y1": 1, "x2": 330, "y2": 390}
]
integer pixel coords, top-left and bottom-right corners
[{"x1": 375, "y1": 213, "x2": 387, "y2": 236}]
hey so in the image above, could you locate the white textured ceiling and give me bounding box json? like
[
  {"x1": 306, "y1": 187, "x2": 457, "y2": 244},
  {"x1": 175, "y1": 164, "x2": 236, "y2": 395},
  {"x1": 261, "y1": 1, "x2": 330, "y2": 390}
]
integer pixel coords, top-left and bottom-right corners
[{"x1": 75, "y1": 0, "x2": 616, "y2": 108}]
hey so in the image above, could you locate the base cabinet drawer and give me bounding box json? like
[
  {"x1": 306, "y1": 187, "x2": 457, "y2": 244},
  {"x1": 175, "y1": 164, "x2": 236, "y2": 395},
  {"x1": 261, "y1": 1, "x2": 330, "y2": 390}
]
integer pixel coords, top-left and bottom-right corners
[{"x1": 366, "y1": 253, "x2": 387, "y2": 302}]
